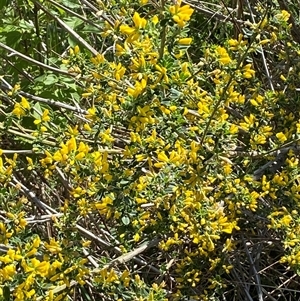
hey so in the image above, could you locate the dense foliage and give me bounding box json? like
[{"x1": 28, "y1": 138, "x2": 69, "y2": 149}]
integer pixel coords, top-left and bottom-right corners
[{"x1": 1, "y1": 0, "x2": 300, "y2": 300}]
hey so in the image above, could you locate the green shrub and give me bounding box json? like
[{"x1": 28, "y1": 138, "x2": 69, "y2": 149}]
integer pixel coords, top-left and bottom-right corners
[{"x1": 1, "y1": 0, "x2": 300, "y2": 300}]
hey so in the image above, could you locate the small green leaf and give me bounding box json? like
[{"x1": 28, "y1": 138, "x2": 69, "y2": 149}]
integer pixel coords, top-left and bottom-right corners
[
  {"x1": 43, "y1": 74, "x2": 58, "y2": 86},
  {"x1": 3, "y1": 286, "x2": 10, "y2": 301},
  {"x1": 122, "y1": 216, "x2": 130, "y2": 225},
  {"x1": 0, "y1": 0, "x2": 8, "y2": 9}
]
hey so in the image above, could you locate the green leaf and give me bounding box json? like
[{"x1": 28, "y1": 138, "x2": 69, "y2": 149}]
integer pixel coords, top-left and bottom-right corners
[
  {"x1": 64, "y1": 17, "x2": 84, "y2": 30},
  {"x1": 3, "y1": 286, "x2": 10, "y2": 301},
  {"x1": 33, "y1": 102, "x2": 42, "y2": 119},
  {"x1": 5, "y1": 31, "x2": 22, "y2": 47},
  {"x1": 0, "y1": 0, "x2": 8, "y2": 9},
  {"x1": 122, "y1": 216, "x2": 130, "y2": 225},
  {"x1": 63, "y1": 1, "x2": 81, "y2": 9},
  {"x1": 19, "y1": 19, "x2": 35, "y2": 31},
  {"x1": 43, "y1": 74, "x2": 58, "y2": 86},
  {"x1": 78, "y1": 286, "x2": 92, "y2": 301}
]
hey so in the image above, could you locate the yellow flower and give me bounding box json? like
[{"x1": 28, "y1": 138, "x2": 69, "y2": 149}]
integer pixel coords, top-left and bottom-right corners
[
  {"x1": 44, "y1": 238, "x2": 62, "y2": 254},
  {"x1": 114, "y1": 63, "x2": 126, "y2": 80},
  {"x1": 119, "y1": 12, "x2": 147, "y2": 42},
  {"x1": 26, "y1": 157, "x2": 34, "y2": 170},
  {"x1": 242, "y1": 64, "x2": 255, "y2": 79},
  {"x1": 21, "y1": 97, "x2": 30, "y2": 109},
  {"x1": 128, "y1": 78, "x2": 147, "y2": 98},
  {"x1": 157, "y1": 151, "x2": 169, "y2": 163},
  {"x1": 155, "y1": 64, "x2": 169, "y2": 84},
  {"x1": 42, "y1": 109, "x2": 50, "y2": 121},
  {"x1": 0, "y1": 222, "x2": 13, "y2": 243},
  {"x1": 26, "y1": 289, "x2": 35, "y2": 298},
  {"x1": 222, "y1": 221, "x2": 239, "y2": 234},
  {"x1": 36, "y1": 260, "x2": 50, "y2": 277},
  {"x1": 222, "y1": 238, "x2": 234, "y2": 252},
  {"x1": 34, "y1": 109, "x2": 50, "y2": 124},
  {"x1": 74, "y1": 45, "x2": 80, "y2": 54},
  {"x1": 83, "y1": 123, "x2": 92, "y2": 131},
  {"x1": 116, "y1": 43, "x2": 126, "y2": 56},
  {"x1": 250, "y1": 94, "x2": 264, "y2": 106},
  {"x1": 132, "y1": 11, "x2": 147, "y2": 28},
  {"x1": 252, "y1": 134, "x2": 267, "y2": 145},
  {"x1": 170, "y1": 3, "x2": 194, "y2": 27},
  {"x1": 66, "y1": 137, "x2": 77, "y2": 153},
  {"x1": 121, "y1": 270, "x2": 131, "y2": 287},
  {"x1": 228, "y1": 39, "x2": 239, "y2": 48},
  {"x1": 223, "y1": 163, "x2": 232, "y2": 175},
  {"x1": 239, "y1": 114, "x2": 256, "y2": 131},
  {"x1": 281, "y1": 215, "x2": 292, "y2": 227},
  {"x1": 229, "y1": 124, "x2": 239, "y2": 134},
  {"x1": 78, "y1": 142, "x2": 89, "y2": 154},
  {"x1": 276, "y1": 10, "x2": 290, "y2": 22},
  {"x1": 249, "y1": 99, "x2": 258, "y2": 107},
  {"x1": 40, "y1": 126, "x2": 47, "y2": 132},
  {"x1": 91, "y1": 53, "x2": 105, "y2": 65},
  {"x1": 259, "y1": 39, "x2": 270, "y2": 45},
  {"x1": 1, "y1": 264, "x2": 16, "y2": 280},
  {"x1": 23, "y1": 258, "x2": 50, "y2": 277},
  {"x1": 100, "y1": 128, "x2": 115, "y2": 143},
  {"x1": 133, "y1": 233, "x2": 140, "y2": 242},
  {"x1": 0, "y1": 255, "x2": 12, "y2": 264},
  {"x1": 120, "y1": 24, "x2": 135, "y2": 35},
  {"x1": 86, "y1": 107, "x2": 97, "y2": 120},
  {"x1": 280, "y1": 74, "x2": 287, "y2": 81},
  {"x1": 228, "y1": 34, "x2": 247, "y2": 50},
  {"x1": 12, "y1": 103, "x2": 25, "y2": 118},
  {"x1": 81, "y1": 240, "x2": 92, "y2": 247},
  {"x1": 136, "y1": 154, "x2": 146, "y2": 162},
  {"x1": 33, "y1": 236, "x2": 41, "y2": 248},
  {"x1": 95, "y1": 195, "x2": 114, "y2": 216},
  {"x1": 7, "y1": 84, "x2": 20, "y2": 96},
  {"x1": 152, "y1": 15, "x2": 159, "y2": 25},
  {"x1": 276, "y1": 132, "x2": 287, "y2": 143},
  {"x1": 215, "y1": 46, "x2": 231, "y2": 65},
  {"x1": 178, "y1": 37, "x2": 192, "y2": 45}
]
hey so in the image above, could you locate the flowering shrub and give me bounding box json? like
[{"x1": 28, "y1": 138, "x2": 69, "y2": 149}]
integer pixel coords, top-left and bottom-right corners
[{"x1": 1, "y1": 0, "x2": 300, "y2": 300}]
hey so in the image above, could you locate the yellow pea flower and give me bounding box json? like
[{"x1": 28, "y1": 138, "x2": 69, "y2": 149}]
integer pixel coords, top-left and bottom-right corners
[
  {"x1": 178, "y1": 37, "x2": 192, "y2": 45},
  {"x1": 276, "y1": 132, "x2": 287, "y2": 143},
  {"x1": 170, "y1": 3, "x2": 194, "y2": 27},
  {"x1": 215, "y1": 46, "x2": 231, "y2": 65}
]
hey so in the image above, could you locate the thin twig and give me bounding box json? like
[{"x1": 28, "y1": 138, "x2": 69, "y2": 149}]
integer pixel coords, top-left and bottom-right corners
[
  {"x1": 0, "y1": 150, "x2": 34, "y2": 155},
  {"x1": 242, "y1": 236, "x2": 264, "y2": 301},
  {"x1": 46, "y1": 0, "x2": 104, "y2": 32},
  {"x1": 183, "y1": 0, "x2": 245, "y2": 24},
  {"x1": 103, "y1": 237, "x2": 161, "y2": 269},
  {"x1": 268, "y1": 274, "x2": 298, "y2": 297},
  {"x1": 33, "y1": 1, "x2": 99, "y2": 56},
  {"x1": 0, "y1": 42, "x2": 71, "y2": 76},
  {"x1": 0, "y1": 80, "x2": 87, "y2": 115},
  {"x1": 76, "y1": 224, "x2": 122, "y2": 254},
  {"x1": 10, "y1": 176, "x2": 56, "y2": 215},
  {"x1": 36, "y1": 281, "x2": 77, "y2": 301},
  {"x1": 82, "y1": 248, "x2": 99, "y2": 268},
  {"x1": 245, "y1": 0, "x2": 274, "y2": 91},
  {"x1": 19, "y1": 90, "x2": 88, "y2": 115},
  {"x1": 25, "y1": 213, "x2": 64, "y2": 223},
  {"x1": 6, "y1": 128, "x2": 56, "y2": 146},
  {"x1": 80, "y1": 0, "x2": 115, "y2": 28}
]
